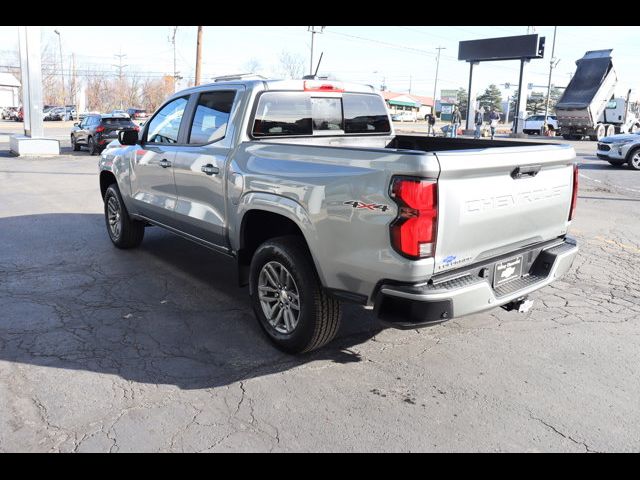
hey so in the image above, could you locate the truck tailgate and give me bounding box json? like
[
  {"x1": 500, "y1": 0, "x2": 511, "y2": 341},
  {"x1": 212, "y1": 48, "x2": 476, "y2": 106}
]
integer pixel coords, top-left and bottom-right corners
[{"x1": 433, "y1": 144, "x2": 575, "y2": 274}]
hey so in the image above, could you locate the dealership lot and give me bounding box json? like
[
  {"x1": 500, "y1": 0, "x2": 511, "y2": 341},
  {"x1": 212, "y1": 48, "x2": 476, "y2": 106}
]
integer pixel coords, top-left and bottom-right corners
[{"x1": 0, "y1": 130, "x2": 639, "y2": 452}]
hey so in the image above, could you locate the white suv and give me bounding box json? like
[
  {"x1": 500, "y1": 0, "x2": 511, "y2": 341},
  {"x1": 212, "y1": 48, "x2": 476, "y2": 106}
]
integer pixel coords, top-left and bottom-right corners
[{"x1": 523, "y1": 115, "x2": 558, "y2": 135}]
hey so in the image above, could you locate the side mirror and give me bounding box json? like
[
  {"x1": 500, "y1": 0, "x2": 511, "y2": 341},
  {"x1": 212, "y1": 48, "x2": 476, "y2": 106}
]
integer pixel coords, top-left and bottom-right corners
[
  {"x1": 73, "y1": 122, "x2": 79, "y2": 127},
  {"x1": 119, "y1": 129, "x2": 139, "y2": 146}
]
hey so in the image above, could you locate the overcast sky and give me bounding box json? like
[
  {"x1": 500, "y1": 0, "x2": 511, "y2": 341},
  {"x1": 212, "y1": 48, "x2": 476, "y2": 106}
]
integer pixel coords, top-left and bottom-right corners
[{"x1": 1, "y1": 26, "x2": 639, "y2": 100}]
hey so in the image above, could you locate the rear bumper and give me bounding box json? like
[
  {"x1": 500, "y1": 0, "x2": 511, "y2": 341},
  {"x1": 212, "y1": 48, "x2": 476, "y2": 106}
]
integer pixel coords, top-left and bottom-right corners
[{"x1": 375, "y1": 237, "x2": 579, "y2": 328}]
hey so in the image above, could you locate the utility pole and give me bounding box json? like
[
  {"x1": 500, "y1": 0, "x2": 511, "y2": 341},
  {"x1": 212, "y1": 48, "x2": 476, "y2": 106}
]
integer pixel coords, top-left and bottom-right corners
[
  {"x1": 307, "y1": 26, "x2": 325, "y2": 75},
  {"x1": 195, "y1": 26, "x2": 203, "y2": 86},
  {"x1": 543, "y1": 26, "x2": 559, "y2": 134},
  {"x1": 432, "y1": 47, "x2": 446, "y2": 117},
  {"x1": 169, "y1": 26, "x2": 179, "y2": 92},
  {"x1": 113, "y1": 50, "x2": 127, "y2": 110},
  {"x1": 71, "y1": 53, "x2": 76, "y2": 120},
  {"x1": 54, "y1": 29, "x2": 65, "y2": 110}
]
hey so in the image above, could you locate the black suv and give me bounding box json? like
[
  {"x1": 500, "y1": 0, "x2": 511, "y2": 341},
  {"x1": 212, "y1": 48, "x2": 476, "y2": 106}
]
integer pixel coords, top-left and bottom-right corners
[{"x1": 71, "y1": 114, "x2": 139, "y2": 155}]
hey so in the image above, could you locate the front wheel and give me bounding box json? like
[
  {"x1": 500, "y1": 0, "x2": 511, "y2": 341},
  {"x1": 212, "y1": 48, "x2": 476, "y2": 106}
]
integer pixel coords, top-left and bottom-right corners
[
  {"x1": 627, "y1": 148, "x2": 640, "y2": 171},
  {"x1": 71, "y1": 135, "x2": 81, "y2": 151},
  {"x1": 250, "y1": 236, "x2": 341, "y2": 354},
  {"x1": 104, "y1": 184, "x2": 145, "y2": 249}
]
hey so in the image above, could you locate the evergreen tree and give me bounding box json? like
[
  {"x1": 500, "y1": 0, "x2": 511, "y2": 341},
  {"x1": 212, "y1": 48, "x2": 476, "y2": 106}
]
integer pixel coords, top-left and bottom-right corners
[
  {"x1": 457, "y1": 88, "x2": 468, "y2": 120},
  {"x1": 477, "y1": 84, "x2": 503, "y2": 111}
]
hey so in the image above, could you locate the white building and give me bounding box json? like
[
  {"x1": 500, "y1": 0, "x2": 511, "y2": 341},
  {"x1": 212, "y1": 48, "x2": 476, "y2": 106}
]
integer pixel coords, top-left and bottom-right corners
[{"x1": 0, "y1": 72, "x2": 21, "y2": 108}]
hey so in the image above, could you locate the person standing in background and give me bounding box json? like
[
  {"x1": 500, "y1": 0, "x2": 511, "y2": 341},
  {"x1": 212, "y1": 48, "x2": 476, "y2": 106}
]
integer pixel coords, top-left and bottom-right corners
[
  {"x1": 474, "y1": 109, "x2": 484, "y2": 139},
  {"x1": 450, "y1": 106, "x2": 462, "y2": 138},
  {"x1": 489, "y1": 108, "x2": 501, "y2": 140}
]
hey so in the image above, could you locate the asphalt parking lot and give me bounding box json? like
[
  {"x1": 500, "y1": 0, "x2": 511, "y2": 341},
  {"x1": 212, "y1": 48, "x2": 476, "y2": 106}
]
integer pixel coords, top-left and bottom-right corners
[{"x1": 1, "y1": 122, "x2": 639, "y2": 452}]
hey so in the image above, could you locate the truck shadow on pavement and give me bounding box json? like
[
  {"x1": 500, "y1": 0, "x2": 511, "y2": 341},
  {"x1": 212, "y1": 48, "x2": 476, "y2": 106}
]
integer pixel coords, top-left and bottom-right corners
[{"x1": 0, "y1": 213, "x2": 381, "y2": 390}]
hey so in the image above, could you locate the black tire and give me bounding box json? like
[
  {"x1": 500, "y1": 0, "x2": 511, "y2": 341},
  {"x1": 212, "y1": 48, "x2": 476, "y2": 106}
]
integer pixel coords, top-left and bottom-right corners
[
  {"x1": 88, "y1": 136, "x2": 98, "y2": 156},
  {"x1": 562, "y1": 134, "x2": 572, "y2": 140},
  {"x1": 71, "y1": 134, "x2": 81, "y2": 151},
  {"x1": 249, "y1": 236, "x2": 341, "y2": 354},
  {"x1": 104, "y1": 184, "x2": 145, "y2": 249}
]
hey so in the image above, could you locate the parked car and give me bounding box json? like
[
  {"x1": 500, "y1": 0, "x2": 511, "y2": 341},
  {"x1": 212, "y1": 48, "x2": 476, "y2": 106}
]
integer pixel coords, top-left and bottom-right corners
[
  {"x1": 391, "y1": 111, "x2": 417, "y2": 122},
  {"x1": 2, "y1": 107, "x2": 17, "y2": 120},
  {"x1": 79, "y1": 111, "x2": 100, "y2": 121},
  {"x1": 110, "y1": 109, "x2": 130, "y2": 118},
  {"x1": 523, "y1": 115, "x2": 558, "y2": 135},
  {"x1": 71, "y1": 114, "x2": 138, "y2": 155},
  {"x1": 98, "y1": 78, "x2": 579, "y2": 353},
  {"x1": 596, "y1": 131, "x2": 640, "y2": 170},
  {"x1": 15, "y1": 106, "x2": 23, "y2": 122},
  {"x1": 51, "y1": 106, "x2": 76, "y2": 121},
  {"x1": 126, "y1": 108, "x2": 148, "y2": 119}
]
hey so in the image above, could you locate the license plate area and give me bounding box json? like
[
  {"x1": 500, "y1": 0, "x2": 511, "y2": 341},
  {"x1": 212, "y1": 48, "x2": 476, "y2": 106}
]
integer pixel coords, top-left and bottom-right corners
[{"x1": 493, "y1": 255, "x2": 523, "y2": 287}]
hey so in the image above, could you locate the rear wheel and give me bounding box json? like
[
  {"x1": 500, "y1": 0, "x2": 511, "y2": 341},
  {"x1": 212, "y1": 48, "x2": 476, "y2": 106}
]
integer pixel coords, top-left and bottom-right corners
[
  {"x1": 606, "y1": 125, "x2": 615, "y2": 137},
  {"x1": 104, "y1": 184, "x2": 145, "y2": 248},
  {"x1": 627, "y1": 148, "x2": 640, "y2": 170},
  {"x1": 250, "y1": 236, "x2": 341, "y2": 354},
  {"x1": 88, "y1": 136, "x2": 98, "y2": 156}
]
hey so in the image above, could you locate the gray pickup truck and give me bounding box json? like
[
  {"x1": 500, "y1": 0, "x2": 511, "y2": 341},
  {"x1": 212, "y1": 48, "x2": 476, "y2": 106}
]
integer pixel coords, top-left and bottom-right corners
[{"x1": 99, "y1": 77, "x2": 579, "y2": 353}]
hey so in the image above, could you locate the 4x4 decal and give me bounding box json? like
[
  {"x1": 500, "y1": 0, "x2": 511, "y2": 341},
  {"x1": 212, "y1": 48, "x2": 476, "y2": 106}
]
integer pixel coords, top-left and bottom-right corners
[{"x1": 344, "y1": 201, "x2": 389, "y2": 212}]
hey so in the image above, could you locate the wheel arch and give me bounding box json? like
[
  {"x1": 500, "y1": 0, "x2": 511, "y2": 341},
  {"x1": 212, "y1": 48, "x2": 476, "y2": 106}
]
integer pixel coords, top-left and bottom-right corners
[{"x1": 235, "y1": 196, "x2": 323, "y2": 288}]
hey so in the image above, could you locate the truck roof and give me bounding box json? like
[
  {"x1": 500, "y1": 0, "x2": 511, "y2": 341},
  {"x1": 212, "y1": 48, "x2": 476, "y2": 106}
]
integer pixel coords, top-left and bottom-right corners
[{"x1": 172, "y1": 78, "x2": 377, "y2": 99}]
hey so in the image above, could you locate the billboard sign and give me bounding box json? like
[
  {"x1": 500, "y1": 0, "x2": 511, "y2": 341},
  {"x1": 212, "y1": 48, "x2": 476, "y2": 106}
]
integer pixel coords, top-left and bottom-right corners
[
  {"x1": 458, "y1": 34, "x2": 545, "y2": 62},
  {"x1": 440, "y1": 89, "x2": 458, "y2": 104}
]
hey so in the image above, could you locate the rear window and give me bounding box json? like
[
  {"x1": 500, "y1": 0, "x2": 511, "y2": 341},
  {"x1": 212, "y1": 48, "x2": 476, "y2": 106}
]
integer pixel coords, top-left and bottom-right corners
[{"x1": 252, "y1": 92, "x2": 390, "y2": 137}]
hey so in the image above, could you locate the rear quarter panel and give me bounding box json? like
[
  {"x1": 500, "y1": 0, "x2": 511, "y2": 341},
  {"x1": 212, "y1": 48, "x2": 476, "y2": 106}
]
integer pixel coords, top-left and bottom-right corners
[{"x1": 228, "y1": 141, "x2": 440, "y2": 301}]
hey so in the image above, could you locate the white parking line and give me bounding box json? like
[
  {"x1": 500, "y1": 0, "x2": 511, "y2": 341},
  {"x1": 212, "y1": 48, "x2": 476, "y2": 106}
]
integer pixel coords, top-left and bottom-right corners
[{"x1": 579, "y1": 172, "x2": 640, "y2": 194}]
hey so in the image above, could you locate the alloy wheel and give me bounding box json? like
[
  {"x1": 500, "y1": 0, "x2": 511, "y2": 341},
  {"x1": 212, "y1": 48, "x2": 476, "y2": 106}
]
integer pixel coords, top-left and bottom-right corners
[{"x1": 258, "y1": 261, "x2": 301, "y2": 334}]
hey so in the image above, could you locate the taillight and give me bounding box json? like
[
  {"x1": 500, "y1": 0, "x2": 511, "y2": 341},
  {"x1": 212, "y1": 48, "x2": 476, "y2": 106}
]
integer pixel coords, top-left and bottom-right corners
[
  {"x1": 95, "y1": 125, "x2": 105, "y2": 133},
  {"x1": 569, "y1": 164, "x2": 578, "y2": 220},
  {"x1": 389, "y1": 177, "x2": 438, "y2": 259},
  {"x1": 303, "y1": 80, "x2": 344, "y2": 92},
  {"x1": 134, "y1": 126, "x2": 140, "y2": 131}
]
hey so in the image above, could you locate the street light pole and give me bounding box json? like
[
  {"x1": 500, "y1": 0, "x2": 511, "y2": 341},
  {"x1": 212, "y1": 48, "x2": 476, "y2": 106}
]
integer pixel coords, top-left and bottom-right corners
[
  {"x1": 308, "y1": 26, "x2": 325, "y2": 76},
  {"x1": 54, "y1": 29, "x2": 66, "y2": 115},
  {"x1": 543, "y1": 26, "x2": 559, "y2": 135},
  {"x1": 432, "y1": 47, "x2": 446, "y2": 117},
  {"x1": 169, "y1": 26, "x2": 179, "y2": 92}
]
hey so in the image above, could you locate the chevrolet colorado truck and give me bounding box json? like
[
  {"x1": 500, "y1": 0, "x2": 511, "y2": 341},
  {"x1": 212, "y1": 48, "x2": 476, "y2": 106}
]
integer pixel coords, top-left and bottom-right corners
[{"x1": 99, "y1": 77, "x2": 579, "y2": 353}]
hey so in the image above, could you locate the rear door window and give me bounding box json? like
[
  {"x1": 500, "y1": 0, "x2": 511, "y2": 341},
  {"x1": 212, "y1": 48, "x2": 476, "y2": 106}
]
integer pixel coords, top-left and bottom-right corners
[{"x1": 188, "y1": 90, "x2": 236, "y2": 144}]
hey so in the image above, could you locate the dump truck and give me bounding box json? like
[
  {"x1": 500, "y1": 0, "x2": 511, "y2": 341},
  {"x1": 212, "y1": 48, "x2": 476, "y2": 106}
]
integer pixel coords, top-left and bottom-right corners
[{"x1": 556, "y1": 49, "x2": 640, "y2": 141}]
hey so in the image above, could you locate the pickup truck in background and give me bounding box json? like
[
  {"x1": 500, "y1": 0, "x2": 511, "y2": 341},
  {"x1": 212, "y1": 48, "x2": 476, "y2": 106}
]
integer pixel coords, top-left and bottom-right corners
[{"x1": 99, "y1": 77, "x2": 579, "y2": 353}]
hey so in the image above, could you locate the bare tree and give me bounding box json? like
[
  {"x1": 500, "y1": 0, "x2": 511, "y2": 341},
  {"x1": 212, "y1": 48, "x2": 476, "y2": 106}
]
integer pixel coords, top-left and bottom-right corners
[
  {"x1": 243, "y1": 57, "x2": 262, "y2": 74},
  {"x1": 141, "y1": 75, "x2": 174, "y2": 112},
  {"x1": 278, "y1": 50, "x2": 305, "y2": 79}
]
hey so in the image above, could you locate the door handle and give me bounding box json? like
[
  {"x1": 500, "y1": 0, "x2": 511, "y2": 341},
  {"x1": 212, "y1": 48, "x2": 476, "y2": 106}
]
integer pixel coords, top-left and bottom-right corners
[
  {"x1": 201, "y1": 164, "x2": 219, "y2": 176},
  {"x1": 511, "y1": 164, "x2": 541, "y2": 179},
  {"x1": 159, "y1": 159, "x2": 172, "y2": 168}
]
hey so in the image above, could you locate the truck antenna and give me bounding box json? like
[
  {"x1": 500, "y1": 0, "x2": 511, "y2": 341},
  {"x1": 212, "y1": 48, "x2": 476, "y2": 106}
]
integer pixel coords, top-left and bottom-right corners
[{"x1": 314, "y1": 52, "x2": 324, "y2": 77}]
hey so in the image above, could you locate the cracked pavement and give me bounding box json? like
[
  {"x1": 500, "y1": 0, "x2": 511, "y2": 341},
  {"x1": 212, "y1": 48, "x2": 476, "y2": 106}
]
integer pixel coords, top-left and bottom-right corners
[{"x1": 0, "y1": 143, "x2": 639, "y2": 452}]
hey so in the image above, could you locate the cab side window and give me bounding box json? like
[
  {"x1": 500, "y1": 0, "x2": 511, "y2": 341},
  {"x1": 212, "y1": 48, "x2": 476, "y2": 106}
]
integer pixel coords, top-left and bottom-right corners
[{"x1": 146, "y1": 96, "x2": 189, "y2": 144}]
